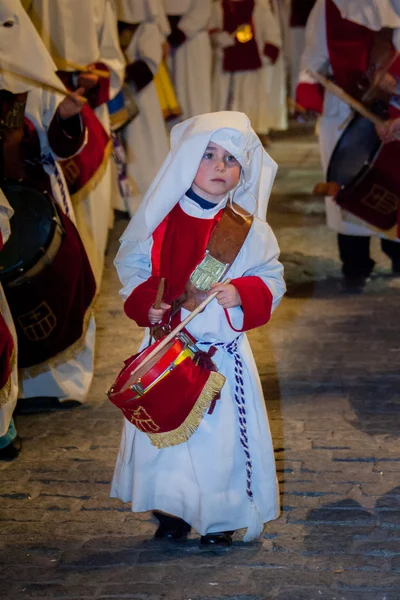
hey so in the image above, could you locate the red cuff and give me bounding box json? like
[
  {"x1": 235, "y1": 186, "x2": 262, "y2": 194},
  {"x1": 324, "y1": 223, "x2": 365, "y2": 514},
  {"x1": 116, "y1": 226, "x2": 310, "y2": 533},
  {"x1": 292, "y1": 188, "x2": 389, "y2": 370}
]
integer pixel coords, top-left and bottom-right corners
[
  {"x1": 224, "y1": 276, "x2": 273, "y2": 332},
  {"x1": 87, "y1": 62, "x2": 110, "y2": 108},
  {"x1": 48, "y1": 112, "x2": 86, "y2": 158},
  {"x1": 296, "y1": 81, "x2": 324, "y2": 114},
  {"x1": 264, "y1": 43, "x2": 280, "y2": 64},
  {"x1": 124, "y1": 275, "x2": 162, "y2": 327}
]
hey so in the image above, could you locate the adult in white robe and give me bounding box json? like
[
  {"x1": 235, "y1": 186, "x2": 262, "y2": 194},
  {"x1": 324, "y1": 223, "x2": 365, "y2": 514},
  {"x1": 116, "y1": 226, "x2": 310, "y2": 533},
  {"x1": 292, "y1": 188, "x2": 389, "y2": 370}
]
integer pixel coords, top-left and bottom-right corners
[
  {"x1": 25, "y1": 0, "x2": 125, "y2": 284},
  {"x1": 111, "y1": 111, "x2": 286, "y2": 541},
  {"x1": 114, "y1": 0, "x2": 170, "y2": 217},
  {"x1": 0, "y1": 0, "x2": 95, "y2": 407},
  {"x1": 211, "y1": 0, "x2": 281, "y2": 137},
  {"x1": 165, "y1": 0, "x2": 212, "y2": 119},
  {"x1": 296, "y1": 0, "x2": 400, "y2": 282}
]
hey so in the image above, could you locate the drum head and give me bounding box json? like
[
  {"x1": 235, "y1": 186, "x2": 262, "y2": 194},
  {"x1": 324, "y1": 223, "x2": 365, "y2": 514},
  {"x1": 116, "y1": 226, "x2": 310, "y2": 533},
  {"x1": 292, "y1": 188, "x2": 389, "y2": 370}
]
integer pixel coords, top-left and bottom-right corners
[
  {"x1": 327, "y1": 114, "x2": 382, "y2": 187},
  {"x1": 0, "y1": 183, "x2": 57, "y2": 284}
]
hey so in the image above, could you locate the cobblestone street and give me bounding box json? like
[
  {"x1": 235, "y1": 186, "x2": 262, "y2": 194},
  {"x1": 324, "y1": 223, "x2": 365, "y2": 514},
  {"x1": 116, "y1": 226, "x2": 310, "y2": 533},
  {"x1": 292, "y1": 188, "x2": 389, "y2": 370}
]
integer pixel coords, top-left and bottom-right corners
[{"x1": 1, "y1": 125, "x2": 400, "y2": 600}]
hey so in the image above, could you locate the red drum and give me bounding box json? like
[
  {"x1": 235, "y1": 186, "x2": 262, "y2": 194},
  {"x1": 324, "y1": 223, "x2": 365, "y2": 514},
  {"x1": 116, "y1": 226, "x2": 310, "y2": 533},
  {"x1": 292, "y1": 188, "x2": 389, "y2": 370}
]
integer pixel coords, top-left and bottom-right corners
[
  {"x1": 107, "y1": 332, "x2": 226, "y2": 449},
  {"x1": 328, "y1": 113, "x2": 400, "y2": 238}
]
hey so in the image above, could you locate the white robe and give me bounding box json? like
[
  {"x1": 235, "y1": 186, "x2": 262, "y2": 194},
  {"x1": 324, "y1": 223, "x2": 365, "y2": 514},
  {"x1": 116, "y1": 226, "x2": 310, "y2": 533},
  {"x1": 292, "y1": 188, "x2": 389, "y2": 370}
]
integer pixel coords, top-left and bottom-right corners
[
  {"x1": 121, "y1": 22, "x2": 170, "y2": 217},
  {"x1": 211, "y1": 0, "x2": 281, "y2": 135},
  {"x1": 15, "y1": 87, "x2": 96, "y2": 404},
  {"x1": 264, "y1": 0, "x2": 288, "y2": 131},
  {"x1": 166, "y1": 0, "x2": 212, "y2": 119},
  {"x1": 0, "y1": 192, "x2": 18, "y2": 438},
  {"x1": 111, "y1": 193, "x2": 285, "y2": 538},
  {"x1": 299, "y1": 0, "x2": 400, "y2": 238},
  {"x1": 26, "y1": 0, "x2": 125, "y2": 282}
]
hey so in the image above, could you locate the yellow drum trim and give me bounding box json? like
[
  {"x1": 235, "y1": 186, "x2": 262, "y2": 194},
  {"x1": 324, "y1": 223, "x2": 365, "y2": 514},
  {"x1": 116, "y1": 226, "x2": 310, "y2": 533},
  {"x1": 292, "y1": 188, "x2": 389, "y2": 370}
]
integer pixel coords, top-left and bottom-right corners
[{"x1": 136, "y1": 346, "x2": 195, "y2": 398}]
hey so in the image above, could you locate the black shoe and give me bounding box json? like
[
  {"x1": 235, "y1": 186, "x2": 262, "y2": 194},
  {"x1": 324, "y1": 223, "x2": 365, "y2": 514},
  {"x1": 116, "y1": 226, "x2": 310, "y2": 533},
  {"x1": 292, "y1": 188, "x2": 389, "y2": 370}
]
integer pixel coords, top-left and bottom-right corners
[
  {"x1": 200, "y1": 531, "x2": 234, "y2": 547},
  {"x1": 153, "y1": 512, "x2": 191, "y2": 540},
  {"x1": 16, "y1": 397, "x2": 82, "y2": 414},
  {"x1": 339, "y1": 275, "x2": 369, "y2": 294},
  {"x1": 0, "y1": 436, "x2": 22, "y2": 461}
]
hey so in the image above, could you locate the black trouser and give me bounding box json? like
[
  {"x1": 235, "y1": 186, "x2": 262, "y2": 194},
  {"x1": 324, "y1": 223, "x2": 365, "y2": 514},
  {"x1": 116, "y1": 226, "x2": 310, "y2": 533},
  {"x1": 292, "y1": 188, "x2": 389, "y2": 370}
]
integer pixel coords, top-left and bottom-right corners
[{"x1": 338, "y1": 234, "x2": 400, "y2": 277}]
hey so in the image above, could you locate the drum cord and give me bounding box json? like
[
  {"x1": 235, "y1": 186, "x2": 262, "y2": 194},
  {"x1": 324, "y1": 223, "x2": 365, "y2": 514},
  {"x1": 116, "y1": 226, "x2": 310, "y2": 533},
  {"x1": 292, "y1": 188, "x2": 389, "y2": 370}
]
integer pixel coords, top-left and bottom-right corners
[
  {"x1": 24, "y1": 153, "x2": 70, "y2": 217},
  {"x1": 199, "y1": 338, "x2": 254, "y2": 503}
]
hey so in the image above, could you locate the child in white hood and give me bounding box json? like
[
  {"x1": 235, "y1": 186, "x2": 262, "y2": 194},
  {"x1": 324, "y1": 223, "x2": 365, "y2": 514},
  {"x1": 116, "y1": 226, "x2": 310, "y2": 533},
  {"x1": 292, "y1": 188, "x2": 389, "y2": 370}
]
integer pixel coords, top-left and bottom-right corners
[{"x1": 111, "y1": 111, "x2": 285, "y2": 546}]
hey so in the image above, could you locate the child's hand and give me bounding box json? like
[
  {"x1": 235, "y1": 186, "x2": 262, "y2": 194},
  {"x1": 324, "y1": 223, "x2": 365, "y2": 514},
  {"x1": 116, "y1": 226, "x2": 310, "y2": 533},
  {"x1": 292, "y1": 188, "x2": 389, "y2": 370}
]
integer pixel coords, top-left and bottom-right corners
[
  {"x1": 148, "y1": 302, "x2": 171, "y2": 325},
  {"x1": 209, "y1": 283, "x2": 241, "y2": 309}
]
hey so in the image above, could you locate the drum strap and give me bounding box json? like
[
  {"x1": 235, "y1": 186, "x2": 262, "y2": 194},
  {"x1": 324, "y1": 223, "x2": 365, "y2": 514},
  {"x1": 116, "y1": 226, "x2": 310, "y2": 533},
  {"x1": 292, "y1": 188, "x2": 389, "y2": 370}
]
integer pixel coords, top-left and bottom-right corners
[{"x1": 175, "y1": 202, "x2": 253, "y2": 313}]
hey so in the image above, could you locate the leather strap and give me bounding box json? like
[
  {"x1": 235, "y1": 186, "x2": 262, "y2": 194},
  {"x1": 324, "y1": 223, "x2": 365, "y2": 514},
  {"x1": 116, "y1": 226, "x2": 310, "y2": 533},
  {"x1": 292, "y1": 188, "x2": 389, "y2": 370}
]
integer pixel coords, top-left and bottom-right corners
[{"x1": 176, "y1": 202, "x2": 253, "y2": 312}]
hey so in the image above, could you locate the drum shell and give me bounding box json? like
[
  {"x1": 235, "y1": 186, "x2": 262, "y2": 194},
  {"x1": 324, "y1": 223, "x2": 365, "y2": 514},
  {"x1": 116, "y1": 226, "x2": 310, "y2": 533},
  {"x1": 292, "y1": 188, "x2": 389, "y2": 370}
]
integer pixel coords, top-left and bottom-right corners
[
  {"x1": 328, "y1": 114, "x2": 400, "y2": 235},
  {"x1": 4, "y1": 208, "x2": 96, "y2": 369},
  {"x1": 0, "y1": 183, "x2": 61, "y2": 285},
  {"x1": 108, "y1": 334, "x2": 226, "y2": 447},
  {"x1": 107, "y1": 84, "x2": 139, "y2": 132}
]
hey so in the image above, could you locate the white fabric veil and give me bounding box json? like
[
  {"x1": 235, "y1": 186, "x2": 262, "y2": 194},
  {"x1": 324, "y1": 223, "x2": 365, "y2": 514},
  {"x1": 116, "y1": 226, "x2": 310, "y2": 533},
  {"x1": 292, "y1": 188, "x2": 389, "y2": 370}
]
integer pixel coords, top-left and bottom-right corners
[{"x1": 121, "y1": 111, "x2": 278, "y2": 243}]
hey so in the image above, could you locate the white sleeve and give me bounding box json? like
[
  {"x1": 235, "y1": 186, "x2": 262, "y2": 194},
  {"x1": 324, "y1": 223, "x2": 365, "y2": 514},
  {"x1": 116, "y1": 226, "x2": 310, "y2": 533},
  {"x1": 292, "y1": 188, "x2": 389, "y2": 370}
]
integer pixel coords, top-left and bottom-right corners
[
  {"x1": 114, "y1": 236, "x2": 154, "y2": 301},
  {"x1": 179, "y1": 0, "x2": 211, "y2": 38},
  {"x1": 151, "y1": 0, "x2": 171, "y2": 37},
  {"x1": 298, "y1": 0, "x2": 330, "y2": 84},
  {"x1": 259, "y1": 0, "x2": 282, "y2": 49},
  {"x1": 98, "y1": 0, "x2": 126, "y2": 99}
]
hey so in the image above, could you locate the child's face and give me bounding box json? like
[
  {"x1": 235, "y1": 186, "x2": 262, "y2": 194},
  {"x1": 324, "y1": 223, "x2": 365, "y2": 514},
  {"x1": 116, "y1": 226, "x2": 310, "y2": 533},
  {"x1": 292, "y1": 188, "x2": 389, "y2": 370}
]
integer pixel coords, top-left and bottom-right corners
[{"x1": 192, "y1": 142, "x2": 241, "y2": 203}]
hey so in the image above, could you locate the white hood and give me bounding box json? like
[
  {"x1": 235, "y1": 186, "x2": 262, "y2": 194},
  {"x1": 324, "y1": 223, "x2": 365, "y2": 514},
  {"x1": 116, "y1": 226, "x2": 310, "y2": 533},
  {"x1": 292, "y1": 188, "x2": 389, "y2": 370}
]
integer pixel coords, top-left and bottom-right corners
[
  {"x1": 121, "y1": 111, "x2": 278, "y2": 243},
  {"x1": 0, "y1": 0, "x2": 60, "y2": 93}
]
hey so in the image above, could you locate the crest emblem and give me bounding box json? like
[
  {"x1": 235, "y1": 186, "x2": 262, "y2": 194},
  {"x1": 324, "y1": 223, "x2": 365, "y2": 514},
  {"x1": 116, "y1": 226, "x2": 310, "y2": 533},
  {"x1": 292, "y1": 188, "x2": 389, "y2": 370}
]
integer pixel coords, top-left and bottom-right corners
[
  {"x1": 130, "y1": 406, "x2": 160, "y2": 433},
  {"x1": 17, "y1": 301, "x2": 57, "y2": 342},
  {"x1": 361, "y1": 185, "x2": 399, "y2": 215},
  {"x1": 190, "y1": 252, "x2": 229, "y2": 291}
]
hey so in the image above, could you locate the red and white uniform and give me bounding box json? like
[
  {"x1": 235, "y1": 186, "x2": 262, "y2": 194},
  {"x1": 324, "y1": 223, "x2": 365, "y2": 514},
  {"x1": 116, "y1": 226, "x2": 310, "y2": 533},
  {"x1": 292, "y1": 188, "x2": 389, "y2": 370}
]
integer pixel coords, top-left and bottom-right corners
[
  {"x1": 111, "y1": 111, "x2": 285, "y2": 542},
  {"x1": 296, "y1": 0, "x2": 400, "y2": 236},
  {"x1": 26, "y1": 0, "x2": 125, "y2": 282},
  {"x1": 211, "y1": 0, "x2": 281, "y2": 135},
  {"x1": 287, "y1": 0, "x2": 316, "y2": 109}
]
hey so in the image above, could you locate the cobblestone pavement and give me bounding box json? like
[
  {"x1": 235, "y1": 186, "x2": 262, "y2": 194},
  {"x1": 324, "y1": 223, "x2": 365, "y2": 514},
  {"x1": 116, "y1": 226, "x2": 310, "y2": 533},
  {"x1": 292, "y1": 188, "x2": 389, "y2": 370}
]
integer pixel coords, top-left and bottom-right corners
[{"x1": 1, "y1": 125, "x2": 400, "y2": 600}]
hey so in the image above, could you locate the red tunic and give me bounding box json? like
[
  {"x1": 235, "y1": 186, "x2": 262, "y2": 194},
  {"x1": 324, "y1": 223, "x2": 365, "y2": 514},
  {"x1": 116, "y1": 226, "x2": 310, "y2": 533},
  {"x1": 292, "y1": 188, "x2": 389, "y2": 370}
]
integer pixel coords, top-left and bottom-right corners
[{"x1": 124, "y1": 203, "x2": 273, "y2": 333}]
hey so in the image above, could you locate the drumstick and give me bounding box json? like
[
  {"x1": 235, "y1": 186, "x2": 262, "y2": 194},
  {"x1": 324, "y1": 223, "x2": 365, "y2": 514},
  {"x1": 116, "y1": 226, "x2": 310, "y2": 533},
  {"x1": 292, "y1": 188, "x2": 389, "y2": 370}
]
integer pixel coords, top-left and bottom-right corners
[
  {"x1": 307, "y1": 70, "x2": 385, "y2": 126},
  {"x1": 57, "y1": 60, "x2": 109, "y2": 79},
  {"x1": 153, "y1": 278, "x2": 166, "y2": 310},
  {"x1": 0, "y1": 65, "x2": 87, "y2": 102},
  {"x1": 130, "y1": 279, "x2": 231, "y2": 378}
]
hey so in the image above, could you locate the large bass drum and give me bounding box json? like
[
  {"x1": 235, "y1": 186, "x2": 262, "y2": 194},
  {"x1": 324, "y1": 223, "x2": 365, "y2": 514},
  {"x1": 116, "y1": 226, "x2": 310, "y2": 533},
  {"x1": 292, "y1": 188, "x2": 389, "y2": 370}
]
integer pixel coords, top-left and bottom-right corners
[
  {"x1": 0, "y1": 182, "x2": 63, "y2": 287},
  {"x1": 0, "y1": 182, "x2": 96, "y2": 369},
  {"x1": 327, "y1": 113, "x2": 400, "y2": 236}
]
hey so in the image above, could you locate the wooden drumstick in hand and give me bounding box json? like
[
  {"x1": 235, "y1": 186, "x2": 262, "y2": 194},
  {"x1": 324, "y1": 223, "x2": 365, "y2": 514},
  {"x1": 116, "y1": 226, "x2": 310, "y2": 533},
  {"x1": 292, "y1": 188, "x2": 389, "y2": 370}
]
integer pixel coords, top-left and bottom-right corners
[{"x1": 153, "y1": 277, "x2": 166, "y2": 310}]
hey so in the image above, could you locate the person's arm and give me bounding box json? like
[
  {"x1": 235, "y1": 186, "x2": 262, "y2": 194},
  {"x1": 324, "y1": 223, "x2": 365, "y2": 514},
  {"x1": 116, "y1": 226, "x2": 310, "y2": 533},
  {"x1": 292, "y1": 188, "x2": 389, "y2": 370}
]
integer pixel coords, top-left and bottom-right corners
[
  {"x1": 168, "y1": 0, "x2": 211, "y2": 48},
  {"x1": 45, "y1": 90, "x2": 87, "y2": 159},
  {"x1": 295, "y1": 0, "x2": 328, "y2": 114},
  {"x1": 125, "y1": 23, "x2": 163, "y2": 91},
  {"x1": 115, "y1": 235, "x2": 164, "y2": 328},
  {"x1": 260, "y1": 0, "x2": 282, "y2": 65}
]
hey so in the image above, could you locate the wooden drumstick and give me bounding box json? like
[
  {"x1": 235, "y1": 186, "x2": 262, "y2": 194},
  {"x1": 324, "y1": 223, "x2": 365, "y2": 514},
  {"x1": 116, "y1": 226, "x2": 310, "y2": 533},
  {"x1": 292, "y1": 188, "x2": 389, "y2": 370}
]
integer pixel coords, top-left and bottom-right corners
[
  {"x1": 131, "y1": 279, "x2": 232, "y2": 377},
  {"x1": 153, "y1": 278, "x2": 166, "y2": 310},
  {"x1": 307, "y1": 70, "x2": 385, "y2": 126},
  {"x1": 59, "y1": 61, "x2": 110, "y2": 79}
]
